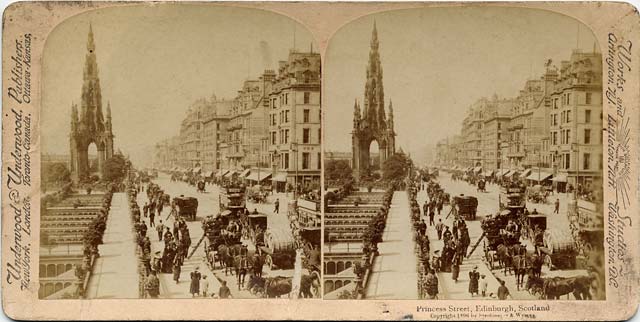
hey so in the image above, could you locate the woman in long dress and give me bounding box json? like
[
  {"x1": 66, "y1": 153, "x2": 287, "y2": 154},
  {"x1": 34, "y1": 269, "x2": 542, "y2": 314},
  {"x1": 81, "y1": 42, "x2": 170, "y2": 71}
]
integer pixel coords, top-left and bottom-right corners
[
  {"x1": 189, "y1": 268, "x2": 201, "y2": 297},
  {"x1": 172, "y1": 259, "x2": 181, "y2": 284},
  {"x1": 468, "y1": 266, "x2": 480, "y2": 297}
]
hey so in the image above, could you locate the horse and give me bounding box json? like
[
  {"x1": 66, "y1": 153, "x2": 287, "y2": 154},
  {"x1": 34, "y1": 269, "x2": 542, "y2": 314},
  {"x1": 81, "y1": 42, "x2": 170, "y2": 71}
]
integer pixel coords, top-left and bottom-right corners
[
  {"x1": 248, "y1": 276, "x2": 292, "y2": 298},
  {"x1": 216, "y1": 245, "x2": 234, "y2": 275},
  {"x1": 299, "y1": 271, "x2": 321, "y2": 298},
  {"x1": 496, "y1": 244, "x2": 512, "y2": 274},
  {"x1": 234, "y1": 255, "x2": 250, "y2": 290},
  {"x1": 511, "y1": 254, "x2": 529, "y2": 290},
  {"x1": 527, "y1": 276, "x2": 593, "y2": 300}
]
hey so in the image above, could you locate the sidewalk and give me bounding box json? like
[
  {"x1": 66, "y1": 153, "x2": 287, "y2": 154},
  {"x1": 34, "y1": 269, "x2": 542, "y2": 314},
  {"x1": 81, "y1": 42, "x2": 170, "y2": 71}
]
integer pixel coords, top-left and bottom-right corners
[
  {"x1": 364, "y1": 191, "x2": 419, "y2": 299},
  {"x1": 85, "y1": 193, "x2": 139, "y2": 299}
]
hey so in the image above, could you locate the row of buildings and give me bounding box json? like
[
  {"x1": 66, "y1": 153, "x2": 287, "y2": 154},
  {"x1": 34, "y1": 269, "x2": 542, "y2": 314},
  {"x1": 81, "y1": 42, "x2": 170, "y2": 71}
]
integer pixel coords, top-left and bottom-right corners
[
  {"x1": 435, "y1": 48, "x2": 603, "y2": 188},
  {"x1": 153, "y1": 49, "x2": 322, "y2": 190}
]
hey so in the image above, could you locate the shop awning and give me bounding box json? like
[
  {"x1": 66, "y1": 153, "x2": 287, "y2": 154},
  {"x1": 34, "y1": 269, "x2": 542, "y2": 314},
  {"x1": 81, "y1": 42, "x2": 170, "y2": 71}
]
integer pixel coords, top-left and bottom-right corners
[
  {"x1": 521, "y1": 169, "x2": 532, "y2": 177},
  {"x1": 247, "y1": 172, "x2": 272, "y2": 182},
  {"x1": 240, "y1": 169, "x2": 251, "y2": 178},
  {"x1": 526, "y1": 172, "x2": 553, "y2": 181},
  {"x1": 216, "y1": 170, "x2": 229, "y2": 178},
  {"x1": 552, "y1": 174, "x2": 568, "y2": 182},
  {"x1": 223, "y1": 170, "x2": 237, "y2": 178},
  {"x1": 482, "y1": 170, "x2": 494, "y2": 177},
  {"x1": 272, "y1": 172, "x2": 288, "y2": 182},
  {"x1": 193, "y1": 167, "x2": 201, "y2": 173},
  {"x1": 504, "y1": 170, "x2": 517, "y2": 178},
  {"x1": 473, "y1": 166, "x2": 482, "y2": 173},
  {"x1": 203, "y1": 171, "x2": 214, "y2": 178}
]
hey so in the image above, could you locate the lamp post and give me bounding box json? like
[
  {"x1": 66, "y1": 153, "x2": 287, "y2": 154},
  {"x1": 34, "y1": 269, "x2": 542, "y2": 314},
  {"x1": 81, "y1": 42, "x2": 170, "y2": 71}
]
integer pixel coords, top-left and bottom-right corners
[{"x1": 292, "y1": 142, "x2": 299, "y2": 199}]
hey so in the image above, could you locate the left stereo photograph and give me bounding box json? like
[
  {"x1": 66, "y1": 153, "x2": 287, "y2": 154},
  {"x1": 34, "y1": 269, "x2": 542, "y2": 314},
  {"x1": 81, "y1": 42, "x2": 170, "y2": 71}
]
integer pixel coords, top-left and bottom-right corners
[{"x1": 39, "y1": 4, "x2": 321, "y2": 300}]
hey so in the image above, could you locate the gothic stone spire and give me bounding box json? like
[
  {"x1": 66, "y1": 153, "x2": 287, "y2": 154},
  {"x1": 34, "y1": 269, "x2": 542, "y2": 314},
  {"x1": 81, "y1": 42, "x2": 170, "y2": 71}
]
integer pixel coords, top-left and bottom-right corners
[
  {"x1": 80, "y1": 24, "x2": 105, "y2": 133},
  {"x1": 363, "y1": 21, "x2": 386, "y2": 131}
]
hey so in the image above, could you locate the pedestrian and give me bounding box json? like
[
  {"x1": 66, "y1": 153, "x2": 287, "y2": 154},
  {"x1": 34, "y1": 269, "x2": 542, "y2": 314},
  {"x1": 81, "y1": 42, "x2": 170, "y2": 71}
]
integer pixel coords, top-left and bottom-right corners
[
  {"x1": 435, "y1": 219, "x2": 444, "y2": 240},
  {"x1": 164, "y1": 227, "x2": 173, "y2": 245},
  {"x1": 469, "y1": 266, "x2": 480, "y2": 297},
  {"x1": 554, "y1": 198, "x2": 560, "y2": 214},
  {"x1": 190, "y1": 267, "x2": 202, "y2": 297},
  {"x1": 423, "y1": 201, "x2": 428, "y2": 218},
  {"x1": 429, "y1": 209, "x2": 435, "y2": 226},
  {"x1": 451, "y1": 256, "x2": 460, "y2": 283},
  {"x1": 452, "y1": 219, "x2": 459, "y2": 240},
  {"x1": 172, "y1": 258, "x2": 181, "y2": 284},
  {"x1": 145, "y1": 270, "x2": 160, "y2": 298},
  {"x1": 497, "y1": 279, "x2": 511, "y2": 300},
  {"x1": 274, "y1": 198, "x2": 280, "y2": 214},
  {"x1": 424, "y1": 269, "x2": 439, "y2": 299},
  {"x1": 480, "y1": 274, "x2": 488, "y2": 297},
  {"x1": 200, "y1": 275, "x2": 209, "y2": 297},
  {"x1": 218, "y1": 280, "x2": 232, "y2": 299},
  {"x1": 443, "y1": 226, "x2": 452, "y2": 244},
  {"x1": 143, "y1": 202, "x2": 149, "y2": 218},
  {"x1": 149, "y1": 209, "x2": 155, "y2": 228},
  {"x1": 437, "y1": 200, "x2": 443, "y2": 215},
  {"x1": 156, "y1": 220, "x2": 165, "y2": 242},
  {"x1": 418, "y1": 220, "x2": 427, "y2": 236}
]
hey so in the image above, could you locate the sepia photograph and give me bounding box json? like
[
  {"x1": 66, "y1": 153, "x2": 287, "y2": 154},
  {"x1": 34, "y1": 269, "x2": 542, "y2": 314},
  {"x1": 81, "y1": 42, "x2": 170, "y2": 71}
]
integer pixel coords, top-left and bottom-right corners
[
  {"x1": 323, "y1": 7, "x2": 605, "y2": 301},
  {"x1": 38, "y1": 4, "x2": 321, "y2": 300}
]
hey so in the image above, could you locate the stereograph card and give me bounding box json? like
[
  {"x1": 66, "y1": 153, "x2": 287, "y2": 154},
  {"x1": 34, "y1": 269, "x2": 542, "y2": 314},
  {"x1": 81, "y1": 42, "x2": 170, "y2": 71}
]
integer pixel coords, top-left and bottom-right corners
[{"x1": 1, "y1": 1, "x2": 638, "y2": 320}]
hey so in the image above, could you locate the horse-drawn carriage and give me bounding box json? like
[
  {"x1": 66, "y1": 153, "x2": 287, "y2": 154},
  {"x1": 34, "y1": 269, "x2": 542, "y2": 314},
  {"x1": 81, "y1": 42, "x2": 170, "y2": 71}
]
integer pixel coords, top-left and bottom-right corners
[
  {"x1": 453, "y1": 195, "x2": 478, "y2": 220},
  {"x1": 473, "y1": 210, "x2": 522, "y2": 269},
  {"x1": 172, "y1": 196, "x2": 198, "y2": 221},
  {"x1": 523, "y1": 213, "x2": 547, "y2": 247},
  {"x1": 539, "y1": 228, "x2": 576, "y2": 270},
  {"x1": 242, "y1": 212, "x2": 268, "y2": 245},
  {"x1": 220, "y1": 186, "x2": 247, "y2": 216},
  {"x1": 527, "y1": 185, "x2": 548, "y2": 204},
  {"x1": 247, "y1": 185, "x2": 267, "y2": 203},
  {"x1": 260, "y1": 229, "x2": 297, "y2": 270},
  {"x1": 499, "y1": 185, "x2": 526, "y2": 213}
]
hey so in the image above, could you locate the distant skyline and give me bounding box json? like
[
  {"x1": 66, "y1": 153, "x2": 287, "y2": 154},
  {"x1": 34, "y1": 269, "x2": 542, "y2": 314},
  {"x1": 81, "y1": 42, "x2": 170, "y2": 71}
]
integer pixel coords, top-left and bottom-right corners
[
  {"x1": 323, "y1": 7, "x2": 598, "y2": 157},
  {"x1": 41, "y1": 4, "x2": 315, "y2": 166}
]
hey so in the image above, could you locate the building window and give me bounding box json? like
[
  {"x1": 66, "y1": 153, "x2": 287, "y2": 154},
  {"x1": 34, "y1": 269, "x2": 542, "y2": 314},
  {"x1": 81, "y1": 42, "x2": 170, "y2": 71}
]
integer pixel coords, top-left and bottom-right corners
[
  {"x1": 583, "y1": 153, "x2": 590, "y2": 170},
  {"x1": 303, "y1": 128, "x2": 310, "y2": 144},
  {"x1": 585, "y1": 110, "x2": 591, "y2": 123},
  {"x1": 302, "y1": 152, "x2": 310, "y2": 169},
  {"x1": 304, "y1": 92, "x2": 310, "y2": 104},
  {"x1": 585, "y1": 92, "x2": 592, "y2": 105},
  {"x1": 318, "y1": 128, "x2": 322, "y2": 144},
  {"x1": 317, "y1": 152, "x2": 321, "y2": 169},
  {"x1": 584, "y1": 129, "x2": 591, "y2": 144},
  {"x1": 303, "y1": 109, "x2": 310, "y2": 123},
  {"x1": 271, "y1": 132, "x2": 276, "y2": 145},
  {"x1": 564, "y1": 153, "x2": 571, "y2": 169},
  {"x1": 284, "y1": 129, "x2": 290, "y2": 144},
  {"x1": 283, "y1": 153, "x2": 289, "y2": 169},
  {"x1": 285, "y1": 110, "x2": 290, "y2": 123}
]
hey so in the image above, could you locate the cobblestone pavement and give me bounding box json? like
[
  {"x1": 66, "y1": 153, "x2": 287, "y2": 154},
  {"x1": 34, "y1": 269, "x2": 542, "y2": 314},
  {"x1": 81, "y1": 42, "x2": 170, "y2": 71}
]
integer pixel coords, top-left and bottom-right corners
[
  {"x1": 364, "y1": 191, "x2": 419, "y2": 299},
  {"x1": 86, "y1": 193, "x2": 139, "y2": 299}
]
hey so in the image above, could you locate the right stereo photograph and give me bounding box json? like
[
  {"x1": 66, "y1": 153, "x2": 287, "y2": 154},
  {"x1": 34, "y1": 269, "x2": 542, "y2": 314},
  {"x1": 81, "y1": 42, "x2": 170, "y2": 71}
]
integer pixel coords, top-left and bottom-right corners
[{"x1": 322, "y1": 7, "x2": 605, "y2": 301}]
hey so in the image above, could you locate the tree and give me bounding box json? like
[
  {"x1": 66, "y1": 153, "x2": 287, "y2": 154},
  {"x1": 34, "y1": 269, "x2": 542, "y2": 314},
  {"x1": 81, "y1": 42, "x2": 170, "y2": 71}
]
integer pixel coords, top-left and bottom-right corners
[
  {"x1": 382, "y1": 152, "x2": 411, "y2": 183},
  {"x1": 103, "y1": 154, "x2": 127, "y2": 183},
  {"x1": 43, "y1": 162, "x2": 71, "y2": 184},
  {"x1": 325, "y1": 160, "x2": 353, "y2": 185}
]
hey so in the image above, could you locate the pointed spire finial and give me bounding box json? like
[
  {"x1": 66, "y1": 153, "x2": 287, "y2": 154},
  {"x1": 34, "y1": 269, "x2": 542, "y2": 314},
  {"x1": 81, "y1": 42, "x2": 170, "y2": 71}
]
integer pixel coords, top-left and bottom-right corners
[
  {"x1": 87, "y1": 23, "x2": 95, "y2": 52},
  {"x1": 371, "y1": 20, "x2": 379, "y2": 48}
]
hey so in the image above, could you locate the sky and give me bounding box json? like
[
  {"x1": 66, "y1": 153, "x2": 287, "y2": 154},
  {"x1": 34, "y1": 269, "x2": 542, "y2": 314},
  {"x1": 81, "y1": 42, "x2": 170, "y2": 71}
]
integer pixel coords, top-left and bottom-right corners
[
  {"x1": 41, "y1": 4, "x2": 314, "y2": 164},
  {"x1": 323, "y1": 7, "x2": 598, "y2": 161}
]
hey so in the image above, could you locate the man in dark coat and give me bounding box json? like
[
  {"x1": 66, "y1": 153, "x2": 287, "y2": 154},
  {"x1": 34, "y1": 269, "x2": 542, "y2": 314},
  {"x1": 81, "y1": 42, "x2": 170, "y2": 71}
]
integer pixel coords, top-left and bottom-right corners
[
  {"x1": 418, "y1": 220, "x2": 427, "y2": 236},
  {"x1": 469, "y1": 266, "x2": 480, "y2": 297},
  {"x1": 190, "y1": 267, "x2": 202, "y2": 297}
]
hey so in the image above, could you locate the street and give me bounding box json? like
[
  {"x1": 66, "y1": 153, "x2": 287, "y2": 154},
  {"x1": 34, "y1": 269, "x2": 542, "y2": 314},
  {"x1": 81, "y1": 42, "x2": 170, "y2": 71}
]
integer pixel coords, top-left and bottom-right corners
[
  {"x1": 418, "y1": 172, "x2": 587, "y2": 300},
  {"x1": 138, "y1": 173, "x2": 297, "y2": 299}
]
